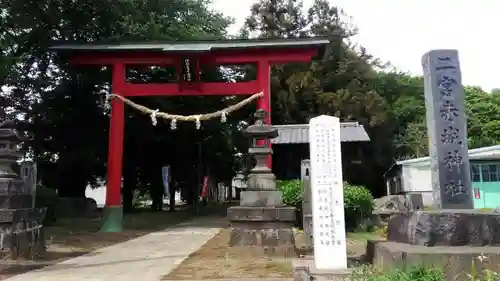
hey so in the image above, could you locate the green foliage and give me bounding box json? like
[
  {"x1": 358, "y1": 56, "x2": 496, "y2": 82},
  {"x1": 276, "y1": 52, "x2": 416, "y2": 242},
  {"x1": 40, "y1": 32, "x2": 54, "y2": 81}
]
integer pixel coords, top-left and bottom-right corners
[
  {"x1": 354, "y1": 263, "x2": 500, "y2": 281},
  {"x1": 278, "y1": 180, "x2": 372, "y2": 230},
  {"x1": 373, "y1": 225, "x2": 388, "y2": 238},
  {"x1": 343, "y1": 182, "x2": 373, "y2": 230},
  {"x1": 352, "y1": 266, "x2": 444, "y2": 281},
  {"x1": 0, "y1": 0, "x2": 237, "y2": 204},
  {"x1": 277, "y1": 179, "x2": 303, "y2": 208},
  {"x1": 1, "y1": 0, "x2": 500, "y2": 209}
]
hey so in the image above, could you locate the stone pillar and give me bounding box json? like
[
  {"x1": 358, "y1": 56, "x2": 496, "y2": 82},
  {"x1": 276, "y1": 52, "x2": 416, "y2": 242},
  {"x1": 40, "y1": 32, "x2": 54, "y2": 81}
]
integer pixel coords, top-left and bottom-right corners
[
  {"x1": 0, "y1": 122, "x2": 46, "y2": 259},
  {"x1": 376, "y1": 51, "x2": 500, "y2": 280},
  {"x1": 292, "y1": 116, "x2": 350, "y2": 281},
  {"x1": 309, "y1": 115, "x2": 347, "y2": 270},
  {"x1": 227, "y1": 110, "x2": 296, "y2": 257},
  {"x1": 300, "y1": 159, "x2": 313, "y2": 251},
  {"x1": 422, "y1": 50, "x2": 473, "y2": 209}
]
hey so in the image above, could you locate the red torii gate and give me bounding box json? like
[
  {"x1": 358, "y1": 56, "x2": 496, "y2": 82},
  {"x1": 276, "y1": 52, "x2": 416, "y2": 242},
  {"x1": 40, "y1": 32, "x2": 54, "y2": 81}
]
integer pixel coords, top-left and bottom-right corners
[{"x1": 49, "y1": 37, "x2": 329, "y2": 232}]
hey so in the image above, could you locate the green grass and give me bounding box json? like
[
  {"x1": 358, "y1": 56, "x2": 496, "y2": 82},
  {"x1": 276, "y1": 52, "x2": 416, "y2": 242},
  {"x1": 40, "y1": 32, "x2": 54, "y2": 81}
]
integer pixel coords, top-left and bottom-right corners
[
  {"x1": 347, "y1": 231, "x2": 384, "y2": 241},
  {"x1": 424, "y1": 206, "x2": 494, "y2": 213},
  {"x1": 352, "y1": 266, "x2": 444, "y2": 281}
]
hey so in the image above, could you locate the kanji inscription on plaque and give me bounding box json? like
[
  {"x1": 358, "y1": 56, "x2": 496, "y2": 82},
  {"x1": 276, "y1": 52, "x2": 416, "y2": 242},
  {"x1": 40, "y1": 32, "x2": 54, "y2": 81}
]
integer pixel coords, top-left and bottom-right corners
[{"x1": 309, "y1": 115, "x2": 347, "y2": 270}]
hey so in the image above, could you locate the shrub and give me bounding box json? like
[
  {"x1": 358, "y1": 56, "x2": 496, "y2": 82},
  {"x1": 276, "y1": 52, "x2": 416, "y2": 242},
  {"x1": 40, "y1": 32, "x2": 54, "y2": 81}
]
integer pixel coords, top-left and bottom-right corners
[
  {"x1": 343, "y1": 182, "x2": 374, "y2": 231},
  {"x1": 277, "y1": 179, "x2": 303, "y2": 208},
  {"x1": 277, "y1": 179, "x2": 373, "y2": 230},
  {"x1": 277, "y1": 179, "x2": 304, "y2": 227}
]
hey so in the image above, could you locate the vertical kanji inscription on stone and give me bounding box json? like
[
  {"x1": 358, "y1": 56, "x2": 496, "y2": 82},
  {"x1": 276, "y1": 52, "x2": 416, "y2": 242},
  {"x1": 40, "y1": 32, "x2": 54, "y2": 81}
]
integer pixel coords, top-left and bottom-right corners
[{"x1": 422, "y1": 50, "x2": 473, "y2": 209}]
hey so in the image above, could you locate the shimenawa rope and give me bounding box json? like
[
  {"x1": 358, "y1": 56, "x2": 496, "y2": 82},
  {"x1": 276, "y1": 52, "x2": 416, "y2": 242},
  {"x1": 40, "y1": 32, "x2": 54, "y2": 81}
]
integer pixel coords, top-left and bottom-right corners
[{"x1": 105, "y1": 91, "x2": 264, "y2": 129}]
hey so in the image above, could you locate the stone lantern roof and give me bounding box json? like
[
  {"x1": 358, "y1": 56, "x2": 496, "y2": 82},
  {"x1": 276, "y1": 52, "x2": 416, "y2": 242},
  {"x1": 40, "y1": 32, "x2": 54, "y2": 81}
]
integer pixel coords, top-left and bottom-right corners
[{"x1": 242, "y1": 109, "x2": 278, "y2": 140}]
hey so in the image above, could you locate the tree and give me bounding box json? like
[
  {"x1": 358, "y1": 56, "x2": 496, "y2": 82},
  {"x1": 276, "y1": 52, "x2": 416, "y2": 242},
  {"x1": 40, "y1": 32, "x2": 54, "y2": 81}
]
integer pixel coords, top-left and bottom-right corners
[
  {"x1": 241, "y1": 0, "x2": 500, "y2": 196},
  {"x1": 242, "y1": 0, "x2": 391, "y2": 194},
  {"x1": 0, "y1": 0, "x2": 238, "y2": 208},
  {"x1": 465, "y1": 86, "x2": 500, "y2": 148}
]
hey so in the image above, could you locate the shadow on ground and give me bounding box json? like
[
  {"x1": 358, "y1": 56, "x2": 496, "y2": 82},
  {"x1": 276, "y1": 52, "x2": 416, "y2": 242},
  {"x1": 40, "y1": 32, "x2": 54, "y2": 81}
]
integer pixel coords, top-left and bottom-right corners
[{"x1": 0, "y1": 202, "x2": 234, "y2": 280}]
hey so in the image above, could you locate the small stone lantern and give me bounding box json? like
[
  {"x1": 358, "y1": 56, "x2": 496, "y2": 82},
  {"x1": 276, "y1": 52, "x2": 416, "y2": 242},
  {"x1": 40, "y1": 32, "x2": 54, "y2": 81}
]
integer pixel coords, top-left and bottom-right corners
[
  {"x1": 242, "y1": 109, "x2": 278, "y2": 190},
  {"x1": 227, "y1": 110, "x2": 296, "y2": 257},
  {"x1": 0, "y1": 120, "x2": 45, "y2": 259}
]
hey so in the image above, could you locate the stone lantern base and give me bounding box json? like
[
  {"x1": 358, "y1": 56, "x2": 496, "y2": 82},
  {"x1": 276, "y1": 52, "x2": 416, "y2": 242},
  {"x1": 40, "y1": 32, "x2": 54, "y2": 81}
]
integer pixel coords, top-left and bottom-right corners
[{"x1": 227, "y1": 189, "x2": 297, "y2": 258}]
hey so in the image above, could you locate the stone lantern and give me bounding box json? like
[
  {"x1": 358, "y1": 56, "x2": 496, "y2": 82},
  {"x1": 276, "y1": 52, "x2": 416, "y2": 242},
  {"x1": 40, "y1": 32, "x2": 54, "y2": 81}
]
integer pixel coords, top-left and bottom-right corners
[
  {"x1": 0, "y1": 120, "x2": 45, "y2": 259},
  {"x1": 227, "y1": 110, "x2": 296, "y2": 257}
]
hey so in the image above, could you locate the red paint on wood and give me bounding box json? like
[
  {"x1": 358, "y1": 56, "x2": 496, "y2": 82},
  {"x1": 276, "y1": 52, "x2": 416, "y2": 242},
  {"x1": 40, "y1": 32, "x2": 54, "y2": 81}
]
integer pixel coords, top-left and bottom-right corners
[
  {"x1": 121, "y1": 81, "x2": 260, "y2": 96},
  {"x1": 69, "y1": 48, "x2": 317, "y2": 65},
  {"x1": 106, "y1": 63, "x2": 125, "y2": 207}
]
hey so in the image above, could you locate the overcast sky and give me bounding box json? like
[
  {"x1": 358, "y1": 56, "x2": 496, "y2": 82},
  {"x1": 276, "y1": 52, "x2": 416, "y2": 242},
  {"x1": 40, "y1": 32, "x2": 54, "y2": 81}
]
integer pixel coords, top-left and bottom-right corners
[{"x1": 210, "y1": 0, "x2": 498, "y2": 91}]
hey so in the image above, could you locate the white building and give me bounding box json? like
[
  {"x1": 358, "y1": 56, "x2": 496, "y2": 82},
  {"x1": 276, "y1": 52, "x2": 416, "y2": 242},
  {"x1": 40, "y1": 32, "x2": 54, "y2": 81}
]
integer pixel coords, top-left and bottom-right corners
[{"x1": 385, "y1": 145, "x2": 500, "y2": 206}]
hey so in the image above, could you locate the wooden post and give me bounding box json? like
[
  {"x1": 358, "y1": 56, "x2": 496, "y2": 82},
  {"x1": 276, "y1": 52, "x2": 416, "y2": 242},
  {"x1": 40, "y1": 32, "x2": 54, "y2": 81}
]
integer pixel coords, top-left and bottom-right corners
[{"x1": 101, "y1": 63, "x2": 125, "y2": 232}]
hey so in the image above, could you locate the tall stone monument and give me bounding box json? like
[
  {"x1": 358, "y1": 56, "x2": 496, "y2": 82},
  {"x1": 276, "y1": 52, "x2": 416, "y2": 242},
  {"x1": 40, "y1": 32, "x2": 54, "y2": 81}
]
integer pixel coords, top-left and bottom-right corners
[
  {"x1": 292, "y1": 116, "x2": 350, "y2": 281},
  {"x1": 422, "y1": 49, "x2": 473, "y2": 209},
  {"x1": 227, "y1": 110, "x2": 296, "y2": 257},
  {"x1": 309, "y1": 115, "x2": 347, "y2": 270},
  {"x1": 370, "y1": 50, "x2": 500, "y2": 280},
  {"x1": 0, "y1": 121, "x2": 46, "y2": 259}
]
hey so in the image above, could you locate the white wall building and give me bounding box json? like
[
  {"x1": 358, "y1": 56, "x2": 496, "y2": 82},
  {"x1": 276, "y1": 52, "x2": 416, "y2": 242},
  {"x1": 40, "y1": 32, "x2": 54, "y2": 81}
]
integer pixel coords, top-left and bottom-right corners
[{"x1": 386, "y1": 145, "x2": 500, "y2": 206}]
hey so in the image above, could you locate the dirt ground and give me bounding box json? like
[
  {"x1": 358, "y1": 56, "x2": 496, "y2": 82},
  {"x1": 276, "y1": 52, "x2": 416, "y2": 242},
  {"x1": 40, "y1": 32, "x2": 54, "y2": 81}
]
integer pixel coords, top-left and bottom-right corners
[
  {"x1": 163, "y1": 229, "x2": 294, "y2": 280},
  {"x1": 163, "y1": 228, "x2": 385, "y2": 280},
  {"x1": 0, "y1": 206, "x2": 212, "y2": 280}
]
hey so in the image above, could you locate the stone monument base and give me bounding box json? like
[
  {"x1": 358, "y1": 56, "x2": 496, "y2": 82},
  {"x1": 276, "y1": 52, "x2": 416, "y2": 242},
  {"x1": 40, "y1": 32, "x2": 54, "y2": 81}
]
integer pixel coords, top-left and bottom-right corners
[
  {"x1": 387, "y1": 210, "x2": 500, "y2": 246},
  {"x1": 301, "y1": 214, "x2": 313, "y2": 253},
  {"x1": 227, "y1": 206, "x2": 296, "y2": 257},
  {"x1": 292, "y1": 258, "x2": 351, "y2": 281},
  {"x1": 369, "y1": 241, "x2": 500, "y2": 281}
]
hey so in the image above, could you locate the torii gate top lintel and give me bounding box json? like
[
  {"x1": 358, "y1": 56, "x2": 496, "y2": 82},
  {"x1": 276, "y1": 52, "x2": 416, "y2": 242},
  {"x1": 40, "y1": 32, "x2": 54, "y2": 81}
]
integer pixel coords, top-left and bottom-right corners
[{"x1": 48, "y1": 37, "x2": 329, "y2": 97}]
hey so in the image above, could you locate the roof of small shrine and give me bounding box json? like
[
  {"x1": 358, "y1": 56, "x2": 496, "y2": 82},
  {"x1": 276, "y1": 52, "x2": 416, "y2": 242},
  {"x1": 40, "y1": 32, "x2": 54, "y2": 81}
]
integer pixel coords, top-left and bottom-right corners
[{"x1": 272, "y1": 122, "x2": 370, "y2": 144}]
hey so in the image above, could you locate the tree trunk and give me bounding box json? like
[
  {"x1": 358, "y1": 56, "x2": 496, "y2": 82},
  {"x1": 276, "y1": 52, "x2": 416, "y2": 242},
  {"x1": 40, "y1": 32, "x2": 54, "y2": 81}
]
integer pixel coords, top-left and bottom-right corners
[
  {"x1": 227, "y1": 181, "x2": 233, "y2": 201},
  {"x1": 58, "y1": 170, "x2": 86, "y2": 198},
  {"x1": 150, "y1": 175, "x2": 164, "y2": 211},
  {"x1": 235, "y1": 187, "x2": 241, "y2": 200},
  {"x1": 168, "y1": 182, "x2": 176, "y2": 212},
  {"x1": 122, "y1": 168, "x2": 135, "y2": 213}
]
